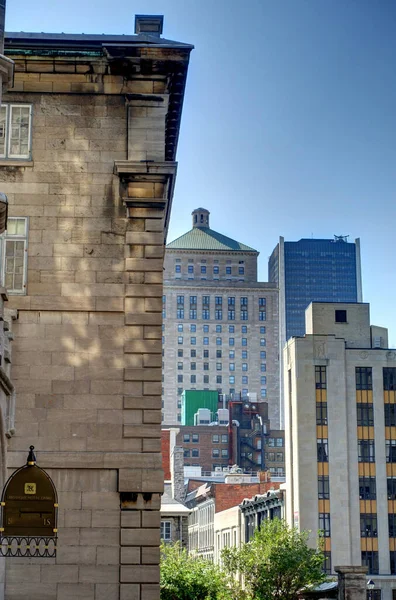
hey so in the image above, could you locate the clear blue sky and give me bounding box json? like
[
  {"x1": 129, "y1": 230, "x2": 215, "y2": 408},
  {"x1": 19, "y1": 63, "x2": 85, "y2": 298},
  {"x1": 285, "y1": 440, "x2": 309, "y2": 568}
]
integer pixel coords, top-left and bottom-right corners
[{"x1": 6, "y1": 0, "x2": 396, "y2": 344}]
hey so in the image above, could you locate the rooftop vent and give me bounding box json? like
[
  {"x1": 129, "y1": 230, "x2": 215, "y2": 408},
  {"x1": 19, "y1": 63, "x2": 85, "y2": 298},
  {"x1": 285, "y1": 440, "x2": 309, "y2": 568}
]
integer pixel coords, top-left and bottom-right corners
[{"x1": 134, "y1": 15, "x2": 164, "y2": 37}]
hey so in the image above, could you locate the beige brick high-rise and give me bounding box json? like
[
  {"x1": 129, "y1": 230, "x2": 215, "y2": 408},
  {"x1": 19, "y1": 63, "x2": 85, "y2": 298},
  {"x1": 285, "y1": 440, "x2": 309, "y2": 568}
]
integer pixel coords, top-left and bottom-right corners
[{"x1": 0, "y1": 16, "x2": 192, "y2": 600}]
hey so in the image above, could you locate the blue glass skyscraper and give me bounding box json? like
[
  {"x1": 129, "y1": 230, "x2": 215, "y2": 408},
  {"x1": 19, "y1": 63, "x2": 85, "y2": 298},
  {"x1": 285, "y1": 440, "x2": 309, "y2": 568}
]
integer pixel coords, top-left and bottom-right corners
[{"x1": 269, "y1": 236, "x2": 363, "y2": 341}]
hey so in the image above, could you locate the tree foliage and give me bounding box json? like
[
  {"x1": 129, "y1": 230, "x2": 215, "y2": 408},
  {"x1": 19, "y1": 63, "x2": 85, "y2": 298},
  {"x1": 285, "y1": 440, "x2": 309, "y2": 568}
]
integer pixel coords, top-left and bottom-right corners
[
  {"x1": 160, "y1": 542, "x2": 240, "y2": 600},
  {"x1": 222, "y1": 518, "x2": 326, "y2": 600}
]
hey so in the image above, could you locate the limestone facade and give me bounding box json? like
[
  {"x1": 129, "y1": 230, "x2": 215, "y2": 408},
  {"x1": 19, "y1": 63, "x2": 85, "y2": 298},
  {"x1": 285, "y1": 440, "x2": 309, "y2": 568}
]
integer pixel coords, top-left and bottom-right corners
[
  {"x1": 285, "y1": 302, "x2": 396, "y2": 599},
  {"x1": 0, "y1": 19, "x2": 192, "y2": 600}
]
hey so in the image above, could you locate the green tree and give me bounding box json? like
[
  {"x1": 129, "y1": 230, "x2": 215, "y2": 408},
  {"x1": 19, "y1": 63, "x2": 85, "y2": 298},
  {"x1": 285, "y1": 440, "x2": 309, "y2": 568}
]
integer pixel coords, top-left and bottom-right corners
[
  {"x1": 222, "y1": 518, "x2": 326, "y2": 600},
  {"x1": 160, "y1": 542, "x2": 243, "y2": 600}
]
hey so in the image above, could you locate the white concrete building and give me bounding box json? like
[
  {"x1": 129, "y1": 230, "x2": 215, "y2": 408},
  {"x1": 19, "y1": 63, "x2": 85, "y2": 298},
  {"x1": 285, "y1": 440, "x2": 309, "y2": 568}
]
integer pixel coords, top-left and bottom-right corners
[{"x1": 285, "y1": 301, "x2": 396, "y2": 598}]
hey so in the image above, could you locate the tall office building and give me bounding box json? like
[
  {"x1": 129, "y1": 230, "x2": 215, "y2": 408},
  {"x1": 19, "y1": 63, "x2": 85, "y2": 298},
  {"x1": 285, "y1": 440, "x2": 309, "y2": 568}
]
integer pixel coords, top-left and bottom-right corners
[
  {"x1": 163, "y1": 208, "x2": 280, "y2": 427},
  {"x1": 285, "y1": 302, "x2": 395, "y2": 598},
  {"x1": 269, "y1": 236, "x2": 362, "y2": 426}
]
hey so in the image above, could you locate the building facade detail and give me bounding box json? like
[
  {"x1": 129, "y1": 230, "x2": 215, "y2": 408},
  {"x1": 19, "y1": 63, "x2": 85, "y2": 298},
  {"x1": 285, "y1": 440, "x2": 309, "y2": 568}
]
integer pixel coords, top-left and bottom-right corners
[{"x1": 1, "y1": 17, "x2": 192, "y2": 600}]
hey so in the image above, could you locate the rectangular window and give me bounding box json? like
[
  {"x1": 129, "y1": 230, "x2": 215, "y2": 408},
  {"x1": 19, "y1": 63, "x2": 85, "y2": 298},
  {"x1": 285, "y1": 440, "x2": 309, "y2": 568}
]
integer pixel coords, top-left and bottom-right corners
[
  {"x1": 229, "y1": 376, "x2": 235, "y2": 384},
  {"x1": 259, "y1": 311, "x2": 266, "y2": 321},
  {"x1": 391, "y1": 551, "x2": 396, "y2": 575},
  {"x1": 229, "y1": 326, "x2": 234, "y2": 333},
  {"x1": 190, "y1": 349, "x2": 196, "y2": 357},
  {"x1": 177, "y1": 362, "x2": 183, "y2": 370},
  {"x1": 201, "y1": 266, "x2": 206, "y2": 274},
  {"x1": 260, "y1": 376, "x2": 266, "y2": 385},
  {"x1": 229, "y1": 338, "x2": 235, "y2": 346},
  {"x1": 213, "y1": 266, "x2": 219, "y2": 275},
  {"x1": 358, "y1": 440, "x2": 375, "y2": 462},
  {"x1": 215, "y1": 296, "x2": 222, "y2": 305},
  {"x1": 356, "y1": 367, "x2": 373, "y2": 390},
  {"x1": 228, "y1": 297, "x2": 235, "y2": 306},
  {"x1": 242, "y1": 338, "x2": 247, "y2": 347},
  {"x1": 178, "y1": 336, "x2": 183, "y2": 345},
  {"x1": 190, "y1": 375, "x2": 196, "y2": 384},
  {"x1": 175, "y1": 265, "x2": 181, "y2": 273},
  {"x1": 229, "y1": 363, "x2": 235, "y2": 371},
  {"x1": 357, "y1": 403, "x2": 374, "y2": 426},
  {"x1": 323, "y1": 552, "x2": 331, "y2": 575},
  {"x1": 389, "y1": 514, "x2": 396, "y2": 537},
  {"x1": 221, "y1": 449, "x2": 228, "y2": 458},
  {"x1": 242, "y1": 363, "x2": 248, "y2": 371},
  {"x1": 228, "y1": 310, "x2": 235, "y2": 320},
  {"x1": 242, "y1": 376, "x2": 248, "y2": 385},
  {"x1": 216, "y1": 325, "x2": 222, "y2": 333},
  {"x1": 226, "y1": 267, "x2": 232, "y2": 275},
  {"x1": 361, "y1": 514, "x2": 378, "y2": 537},
  {"x1": 190, "y1": 337, "x2": 196, "y2": 345},
  {"x1": 384, "y1": 368, "x2": 396, "y2": 391},
  {"x1": 188, "y1": 265, "x2": 194, "y2": 274},
  {"x1": 191, "y1": 362, "x2": 196, "y2": 370},
  {"x1": 260, "y1": 351, "x2": 266, "y2": 359},
  {"x1": 216, "y1": 375, "x2": 222, "y2": 384},
  {"x1": 0, "y1": 104, "x2": 32, "y2": 159},
  {"x1": 260, "y1": 388, "x2": 267, "y2": 399},
  {"x1": 259, "y1": 298, "x2": 266, "y2": 307},
  {"x1": 189, "y1": 310, "x2": 197, "y2": 319},
  {"x1": 176, "y1": 309, "x2": 184, "y2": 319},
  {"x1": 212, "y1": 434, "x2": 219, "y2": 443},
  {"x1": 318, "y1": 513, "x2": 331, "y2": 537},
  {"x1": 178, "y1": 349, "x2": 183, "y2": 357},
  {"x1": 215, "y1": 310, "x2": 223, "y2": 320},
  {"x1": 212, "y1": 449, "x2": 220, "y2": 458},
  {"x1": 216, "y1": 338, "x2": 222, "y2": 346},
  {"x1": 216, "y1": 350, "x2": 222, "y2": 358},
  {"x1": 316, "y1": 402, "x2": 328, "y2": 425},
  {"x1": 183, "y1": 449, "x2": 190, "y2": 458},
  {"x1": 203, "y1": 363, "x2": 209, "y2": 371},
  {"x1": 229, "y1": 350, "x2": 234, "y2": 359},
  {"x1": 221, "y1": 434, "x2": 228, "y2": 443},
  {"x1": 240, "y1": 310, "x2": 248, "y2": 320},
  {"x1": 192, "y1": 434, "x2": 199, "y2": 443},
  {"x1": 192, "y1": 449, "x2": 199, "y2": 457},
  {"x1": 386, "y1": 440, "x2": 396, "y2": 463},
  {"x1": 239, "y1": 267, "x2": 244, "y2": 275},
  {"x1": 260, "y1": 326, "x2": 266, "y2": 334},
  {"x1": 203, "y1": 324, "x2": 209, "y2": 333},
  {"x1": 361, "y1": 551, "x2": 379, "y2": 574},
  {"x1": 190, "y1": 324, "x2": 196, "y2": 332},
  {"x1": 203, "y1": 337, "x2": 209, "y2": 345},
  {"x1": 190, "y1": 296, "x2": 197, "y2": 305},
  {"x1": 388, "y1": 478, "x2": 396, "y2": 500},
  {"x1": 335, "y1": 309, "x2": 347, "y2": 323},
  {"x1": 203, "y1": 375, "x2": 209, "y2": 384},
  {"x1": 315, "y1": 366, "x2": 327, "y2": 389},
  {"x1": 202, "y1": 295, "x2": 210, "y2": 305},
  {"x1": 359, "y1": 477, "x2": 376, "y2": 500},
  {"x1": 385, "y1": 404, "x2": 396, "y2": 426},
  {"x1": 260, "y1": 363, "x2": 266, "y2": 372},
  {"x1": 177, "y1": 324, "x2": 183, "y2": 332},
  {"x1": 2, "y1": 217, "x2": 28, "y2": 293},
  {"x1": 242, "y1": 351, "x2": 248, "y2": 359},
  {"x1": 183, "y1": 434, "x2": 190, "y2": 442},
  {"x1": 177, "y1": 295, "x2": 184, "y2": 305},
  {"x1": 177, "y1": 375, "x2": 183, "y2": 383},
  {"x1": 160, "y1": 521, "x2": 171, "y2": 541},
  {"x1": 317, "y1": 439, "x2": 329, "y2": 462},
  {"x1": 318, "y1": 476, "x2": 330, "y2": 499},
  {"x1": 203, "y1": 349, "x2": 209, "y2": 358}
]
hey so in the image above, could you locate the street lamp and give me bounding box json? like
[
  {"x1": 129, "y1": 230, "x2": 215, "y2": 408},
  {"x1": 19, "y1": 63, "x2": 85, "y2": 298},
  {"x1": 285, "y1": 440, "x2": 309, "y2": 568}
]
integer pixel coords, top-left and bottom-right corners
[{"x1": 367, "y1": 579, "x2": 375, "y2": 600}]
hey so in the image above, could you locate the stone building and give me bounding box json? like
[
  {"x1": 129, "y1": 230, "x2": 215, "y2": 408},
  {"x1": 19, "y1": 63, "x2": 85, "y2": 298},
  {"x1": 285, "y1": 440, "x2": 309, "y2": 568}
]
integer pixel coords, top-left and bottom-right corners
[
  {"x1": 285, "y1": 301, "x2": 396, "y2": 598},
  {"x1": 163, "y1": 208, "x2": 280, "y2": 428},
  {"x1": 0, "y1": 16, "x2": 192, "y2": 600}
]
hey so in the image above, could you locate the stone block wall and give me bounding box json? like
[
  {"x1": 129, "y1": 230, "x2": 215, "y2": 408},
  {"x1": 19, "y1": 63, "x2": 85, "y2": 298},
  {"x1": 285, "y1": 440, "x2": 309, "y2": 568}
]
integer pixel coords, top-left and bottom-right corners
[{"x1": 0, "y1": 32, "x2": 192, "y2": 600}]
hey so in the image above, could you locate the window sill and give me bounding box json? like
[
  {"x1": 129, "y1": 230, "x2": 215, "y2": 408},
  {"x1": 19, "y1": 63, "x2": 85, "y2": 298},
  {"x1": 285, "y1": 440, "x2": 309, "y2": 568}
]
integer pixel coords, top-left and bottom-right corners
[{"x1": 0, "y1": 160, "x2": 34, "y2": 168}]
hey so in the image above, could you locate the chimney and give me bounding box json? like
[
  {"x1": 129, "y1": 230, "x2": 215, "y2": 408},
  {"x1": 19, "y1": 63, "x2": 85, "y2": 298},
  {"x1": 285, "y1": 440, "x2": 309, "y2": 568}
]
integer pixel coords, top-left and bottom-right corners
[
  {"x1": 134, "y1": 15, "x2": 164, "y2": 37},
  {"x1": 170, "y1": 446, "x2": 185, "y2": 503},
  {"x1": 192, "y1": 208, "x2": 210, "y2": 229}
]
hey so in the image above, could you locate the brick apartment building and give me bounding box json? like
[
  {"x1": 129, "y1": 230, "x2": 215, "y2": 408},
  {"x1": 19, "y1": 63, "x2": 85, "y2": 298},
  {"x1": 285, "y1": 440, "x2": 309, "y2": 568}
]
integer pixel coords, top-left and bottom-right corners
[{"x1": 0, "y1": 16, "x2": 192, "y2": 600}]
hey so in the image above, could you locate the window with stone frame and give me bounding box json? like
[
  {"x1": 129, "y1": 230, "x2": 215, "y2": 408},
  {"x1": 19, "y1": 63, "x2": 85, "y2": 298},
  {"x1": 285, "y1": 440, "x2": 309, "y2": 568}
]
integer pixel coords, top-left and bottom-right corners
[
  {"x1": 1, "y1": 217, "x2": 28, "y2": 294},
  {"x1": 160, "y1": 520, "x2": 172, "y2": 541},
  {"x1": 0, "y1": 104, "x2": 32, "y2": 159}
]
